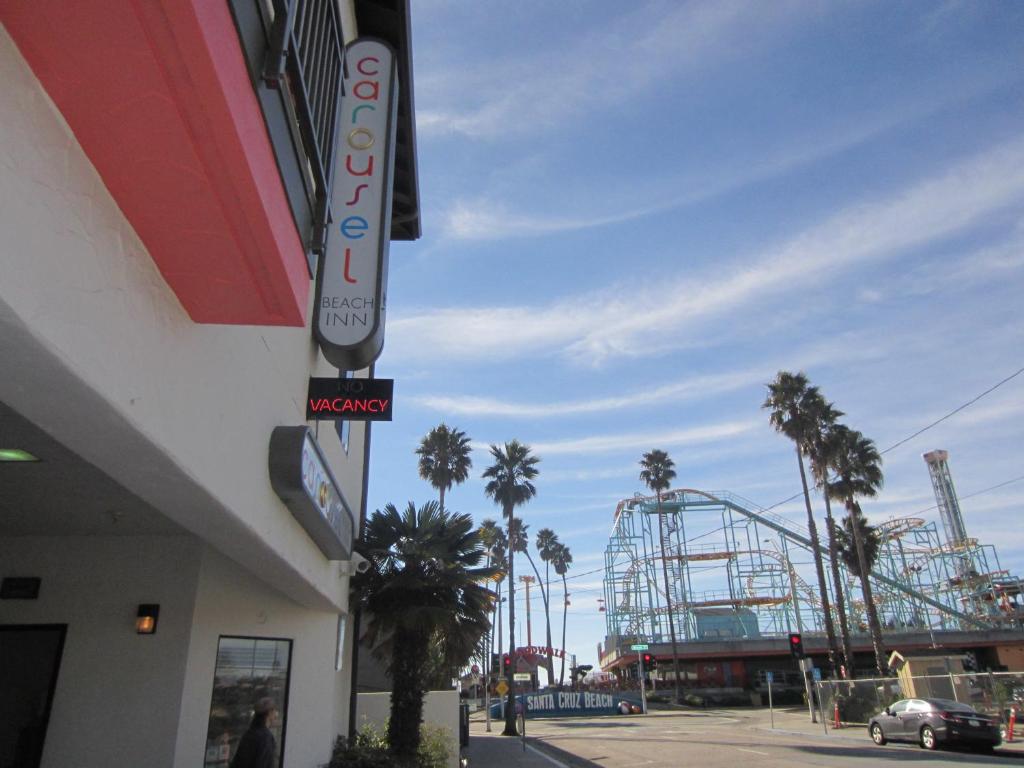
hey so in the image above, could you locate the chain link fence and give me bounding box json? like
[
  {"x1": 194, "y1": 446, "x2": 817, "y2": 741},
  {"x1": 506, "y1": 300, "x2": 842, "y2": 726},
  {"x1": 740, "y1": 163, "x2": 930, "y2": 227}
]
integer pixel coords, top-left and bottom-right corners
[{"x1": 817, "y1": 671, "x2": 1024, "y2": 727}]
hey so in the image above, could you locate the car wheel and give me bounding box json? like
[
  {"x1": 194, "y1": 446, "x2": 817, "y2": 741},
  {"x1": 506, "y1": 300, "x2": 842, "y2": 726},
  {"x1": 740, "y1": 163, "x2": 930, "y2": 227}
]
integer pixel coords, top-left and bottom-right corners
[
  {"x1": 920, "y1": 725, "x2": 937, "y2": 750},
  {"x1": 870, "y1": 723, "x2": 887, "y2": 746}
]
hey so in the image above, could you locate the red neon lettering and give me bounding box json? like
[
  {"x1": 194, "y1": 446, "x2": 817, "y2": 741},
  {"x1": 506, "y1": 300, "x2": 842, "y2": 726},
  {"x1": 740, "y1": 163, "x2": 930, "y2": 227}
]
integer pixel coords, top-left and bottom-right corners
[
  {"x1": 310, "y1": 398, "x2": 389, "y2": 414},
  {"x1": 345, "y1": 184, "x2": 369, "y2": 206},
  {"x1": 357, "y1": 56, "x2": 380, "y2": 76},
  {"x1": 343, "y1": 248, "x2": 357, "y2": 284},
  {"x1": 345, "y1": 154, "x2": 374, "y2": 177},
  {"x1": 353, "y1": 80, "x2": 380, "y2": 101}
]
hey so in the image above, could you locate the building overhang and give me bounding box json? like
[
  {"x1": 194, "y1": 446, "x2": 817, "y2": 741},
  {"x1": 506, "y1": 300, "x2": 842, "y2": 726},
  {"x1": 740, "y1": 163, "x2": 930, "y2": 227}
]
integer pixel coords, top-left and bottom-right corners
[
  {"x1": 1, "y1": 0, "x2": 310, "y2": 326},
  {"x1": 354, "y1": 0, "x2": 420, "y2": 241}
]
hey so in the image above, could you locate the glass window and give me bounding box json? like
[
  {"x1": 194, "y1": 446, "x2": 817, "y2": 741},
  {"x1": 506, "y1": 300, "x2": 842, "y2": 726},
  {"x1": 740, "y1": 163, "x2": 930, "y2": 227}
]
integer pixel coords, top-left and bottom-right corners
[
  {"x1": 890, "y1": 700, "x2": 909, "y2": 714},
  {"x1": 335, "y1": 614, "x2": 347, "y2": 672},
  {"x1": 204, "y1": 636, "x2": 292, "y2": 768}
]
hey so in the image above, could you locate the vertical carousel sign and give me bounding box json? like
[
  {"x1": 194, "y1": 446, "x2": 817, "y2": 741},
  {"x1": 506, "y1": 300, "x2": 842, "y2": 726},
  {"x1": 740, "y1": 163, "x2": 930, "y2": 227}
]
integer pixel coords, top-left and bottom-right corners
[{"x1": 314, "y1": 39, "x2": 399, "y2": 371}]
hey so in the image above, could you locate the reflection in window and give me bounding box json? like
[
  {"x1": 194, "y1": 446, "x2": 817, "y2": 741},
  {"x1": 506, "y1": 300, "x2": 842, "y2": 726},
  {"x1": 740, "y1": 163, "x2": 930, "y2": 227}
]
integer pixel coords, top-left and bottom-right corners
[{"x1": 204, "y1": 636, "x2": 292, "y2": 767}]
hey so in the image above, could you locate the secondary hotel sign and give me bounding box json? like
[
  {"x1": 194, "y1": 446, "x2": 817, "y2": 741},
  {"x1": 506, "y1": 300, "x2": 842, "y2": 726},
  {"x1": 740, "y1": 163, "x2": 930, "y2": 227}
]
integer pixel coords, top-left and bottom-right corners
[
  {"x1": 268, "y1": 426, "x2": 354, "y2": 560},
  {"x1": 314, "y1": 39, "x2": 399, "y2": 371}
]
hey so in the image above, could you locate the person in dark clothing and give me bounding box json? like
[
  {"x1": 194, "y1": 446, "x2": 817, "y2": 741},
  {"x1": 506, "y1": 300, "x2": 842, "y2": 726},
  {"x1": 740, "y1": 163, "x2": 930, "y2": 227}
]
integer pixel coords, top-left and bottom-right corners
[{"x1": 230, "y1": 697, "x2": 278, "y2": 768}]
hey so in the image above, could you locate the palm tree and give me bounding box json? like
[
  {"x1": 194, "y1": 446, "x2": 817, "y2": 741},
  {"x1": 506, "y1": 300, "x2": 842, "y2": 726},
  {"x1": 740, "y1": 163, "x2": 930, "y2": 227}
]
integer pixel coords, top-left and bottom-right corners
[
  {"x1": 825, "y1": 427, "x2": 887, "y2": 676},
  {"x1": 804, "y1": 394, "x2": 854, "y2": 677},
  {"x1": 416, "y1": 423, "x2": 473, "y2": 513},
  {"x1": 534, "y1": 528, "x2": 560, "y2": 685},
  {"x1": 763, "y1": 371, "x2": 840, "y2": 672},
  {"x1": 639, "y1": 449, "x2": 682, "y2": 703},
  {"x1": 834, "y1": 512, "x2": 882, "y2": 580},
  {"x1": 478, "y1": 519, "x2": 508, "y2": 694},
  {"x1": 508, "y1": 519, "x2": 554, "y2": 683},
  {"x1": 551, "y1": 542, "x2": 573, "y2": 686},
  {"x1": 482, "y1": 440, "x2": 540, "y2": 736},
  {"x1": 354, "y1": 501, "x2": 497, "y2": 764}
]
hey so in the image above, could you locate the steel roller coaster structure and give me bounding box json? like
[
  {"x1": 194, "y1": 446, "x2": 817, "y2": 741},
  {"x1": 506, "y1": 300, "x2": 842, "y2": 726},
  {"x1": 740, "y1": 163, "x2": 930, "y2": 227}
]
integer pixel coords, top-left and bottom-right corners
[{"x1": 602, "y1": 488, "x2": 1024, "y2": 647}]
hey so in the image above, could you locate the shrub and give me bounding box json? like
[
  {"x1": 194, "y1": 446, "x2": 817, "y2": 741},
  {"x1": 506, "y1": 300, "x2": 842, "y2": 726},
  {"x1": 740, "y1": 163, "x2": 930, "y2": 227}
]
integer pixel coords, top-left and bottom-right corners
[
  {"x1": 417, "y1": 723, "x2": 452, "y2": 768},
  {"x1": 328, "y1": 721, "x2": 452, "y2": 768}
]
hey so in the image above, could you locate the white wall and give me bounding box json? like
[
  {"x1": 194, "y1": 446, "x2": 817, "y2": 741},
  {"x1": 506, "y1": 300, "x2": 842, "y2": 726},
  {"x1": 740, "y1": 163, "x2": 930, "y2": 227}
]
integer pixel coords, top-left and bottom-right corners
[
  {"x1": 0, "y1": 535, "x2": 202, "y2": 768},
  {"x1": 0, "y1": 21, "x2": 368, "y2": 612},
  {"x1": 356, "y1": 691, "x2": 460, "y2": 768},
  {"x1": 174, "y1": 546, "x2": 351, "y2": 768}
]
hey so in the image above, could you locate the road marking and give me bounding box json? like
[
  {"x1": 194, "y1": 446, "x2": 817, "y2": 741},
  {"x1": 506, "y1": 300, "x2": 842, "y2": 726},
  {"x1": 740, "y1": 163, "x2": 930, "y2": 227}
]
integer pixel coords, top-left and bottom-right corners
[
  {"x1": 735, "y1": 747, "x2": 769, "y2": 756},
  {"x1": 526, "y1": 743, "x2": 571, "y2": 768}
]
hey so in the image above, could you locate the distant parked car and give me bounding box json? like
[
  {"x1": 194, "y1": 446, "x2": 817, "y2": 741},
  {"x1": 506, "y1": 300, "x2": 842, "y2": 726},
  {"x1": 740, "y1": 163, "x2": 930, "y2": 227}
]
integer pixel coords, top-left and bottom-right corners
[{"x1": 868, "y1": 698, "x2": 1000, "y2": 751}]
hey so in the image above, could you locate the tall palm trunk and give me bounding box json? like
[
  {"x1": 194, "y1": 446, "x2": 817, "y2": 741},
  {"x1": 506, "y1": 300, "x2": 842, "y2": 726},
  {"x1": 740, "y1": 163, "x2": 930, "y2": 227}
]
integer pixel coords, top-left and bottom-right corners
[
  {"x1": 503, "y1": 504, "x2": 518, "y2": 736},
  {"x1": 656, "y1": 493, "x2": 683, "y2": 703},
  {"x1": 795, "y1": 445, "x2": 839, "y2": 671},
  {"x1": 524, "y1": 550, "x2": 555, "y2": 685},
  {"x1": 439, "y1": 485, "x2": 445, "y2": 514},
  {"x1": 824, "y1": 494, "x2": 853, "y2": 677},
  {"x1": 389, "y1": 625, "x2": 430, "y2": 764},
  {"x1": 559, "y1": 571, "x2": 568, "y2": 686},
  {"x1": 847, "y1": 500, "x2": 887, "y2": 675}
]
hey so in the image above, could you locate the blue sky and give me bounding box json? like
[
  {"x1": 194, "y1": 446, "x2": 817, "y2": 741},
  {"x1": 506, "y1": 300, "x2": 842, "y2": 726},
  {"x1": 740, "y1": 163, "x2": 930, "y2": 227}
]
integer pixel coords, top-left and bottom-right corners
[{"x1": 366, "y1": 1, "x2": 1024, "y2": 670}]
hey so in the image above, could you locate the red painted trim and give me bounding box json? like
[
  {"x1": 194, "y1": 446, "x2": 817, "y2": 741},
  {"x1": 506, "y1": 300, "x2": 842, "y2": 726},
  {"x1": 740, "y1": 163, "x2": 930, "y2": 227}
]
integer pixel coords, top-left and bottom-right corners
[{"x1": 1, "y1": 0, "x2": 309, "y2": 326}]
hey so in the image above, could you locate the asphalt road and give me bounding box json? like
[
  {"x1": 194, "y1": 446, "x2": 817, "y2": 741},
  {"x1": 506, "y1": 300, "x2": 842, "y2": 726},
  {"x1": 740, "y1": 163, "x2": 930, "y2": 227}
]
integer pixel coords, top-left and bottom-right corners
[{"x1": 517, "y1": 708, "x2": 1024, "y2": 768}]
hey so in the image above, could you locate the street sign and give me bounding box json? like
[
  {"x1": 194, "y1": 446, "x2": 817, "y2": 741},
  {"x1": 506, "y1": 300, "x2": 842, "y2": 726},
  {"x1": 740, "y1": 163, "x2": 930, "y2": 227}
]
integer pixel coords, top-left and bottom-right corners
[
  {"x1": 765, "y1": 671, "x2": 774, "y2": 683},
  {"x1": 630, "y1": 643, "x2": 649, "y2": 651},
  {"x1": 513, "y1": 673, "x2": 531, "y2": 682},
  {"x1": 496, "y1": 680, "x2": 509, "y2": 695},
  {"x1": 471, "y1": 664, "x2": 480, "y2": 674}
]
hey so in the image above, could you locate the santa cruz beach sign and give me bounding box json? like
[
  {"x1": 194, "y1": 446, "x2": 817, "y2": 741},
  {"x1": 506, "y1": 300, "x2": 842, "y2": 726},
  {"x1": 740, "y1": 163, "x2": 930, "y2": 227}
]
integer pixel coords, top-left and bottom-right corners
[{"x1": 315, "y1": 39, "x2": 398, "y2": 370}]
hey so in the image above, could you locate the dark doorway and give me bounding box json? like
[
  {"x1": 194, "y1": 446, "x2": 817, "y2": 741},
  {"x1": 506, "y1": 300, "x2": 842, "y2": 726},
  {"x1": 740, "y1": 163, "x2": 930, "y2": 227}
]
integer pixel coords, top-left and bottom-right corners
[{"x1": 0, "y1": 625, "x2": 66, "y2": 768}]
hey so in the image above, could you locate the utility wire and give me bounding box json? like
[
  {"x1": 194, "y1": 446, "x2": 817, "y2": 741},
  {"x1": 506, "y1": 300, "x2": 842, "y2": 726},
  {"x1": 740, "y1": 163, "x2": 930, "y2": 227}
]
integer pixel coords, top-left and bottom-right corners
[
  {"x1": 765, "y1": 364, "x2": 1024, "y2": 512},
  {"x1": 908, "y1": 473, "x2": 1024, "y2": 518},
  {"x1": 878, "y1": 364, "x2": 1024, "y2": 455}
]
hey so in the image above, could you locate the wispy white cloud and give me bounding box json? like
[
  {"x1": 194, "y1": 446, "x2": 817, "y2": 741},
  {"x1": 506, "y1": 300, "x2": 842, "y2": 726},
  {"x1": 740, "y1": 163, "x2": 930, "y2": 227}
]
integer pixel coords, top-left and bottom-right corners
[
  {"x1": 390, "y1": 138, "x2": 1024, "y2": 366},
  {"x1": 858, "y1": 233, "x2": 1024, "y2": 304},
  {"x1": 532, "y1": 419, "x2": 758, "y2": 456},
  {"x1": 406, "y1": 337, "x2": 887, "y2": 419},
  {"x1": 410, "y1": 368, "x2": 759, "y2": 418},
  {"x1": 417, "y1": 0, "x2": 809, "y2": 140},
  {"x1": 440, "y1": 108, "x2": 952, "y2": 242}
]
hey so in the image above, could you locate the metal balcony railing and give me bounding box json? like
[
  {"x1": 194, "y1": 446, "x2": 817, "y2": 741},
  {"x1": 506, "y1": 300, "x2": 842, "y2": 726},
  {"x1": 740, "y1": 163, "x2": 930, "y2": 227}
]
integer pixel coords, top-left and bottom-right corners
[{"x1": 263, "y1": 0, "x2": 344, "y2": 256}]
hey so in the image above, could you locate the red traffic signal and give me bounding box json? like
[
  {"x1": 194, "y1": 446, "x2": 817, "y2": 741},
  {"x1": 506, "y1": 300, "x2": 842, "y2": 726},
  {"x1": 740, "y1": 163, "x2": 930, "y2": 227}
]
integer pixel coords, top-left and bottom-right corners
[
  {"x1": 502, "y1": 653, "x2": 512, "y2": 671},
  {"x1": 641, "y1": 652, "x2": 656, "y2": 669},
  {"x1": 788, "y1": 632, "x2": 804, "y2": 659}
]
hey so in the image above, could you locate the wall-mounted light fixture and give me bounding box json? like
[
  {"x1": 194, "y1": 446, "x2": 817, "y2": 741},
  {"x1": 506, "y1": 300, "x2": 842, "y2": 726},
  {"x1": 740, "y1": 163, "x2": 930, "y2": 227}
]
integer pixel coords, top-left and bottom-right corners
[
  {"x1": 0, "y1": 448, "x2": 40, "y2": 462},
  {"x1": 136, "y1": 604, "x2": 160, "y2": 635}
]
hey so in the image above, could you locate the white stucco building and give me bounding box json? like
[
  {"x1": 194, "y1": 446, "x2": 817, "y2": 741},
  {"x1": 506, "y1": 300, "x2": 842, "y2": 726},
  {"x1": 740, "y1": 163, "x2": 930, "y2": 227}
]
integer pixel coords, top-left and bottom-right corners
[{"x1": 0, "y1": 1, "x2": 419, "y2": 766}]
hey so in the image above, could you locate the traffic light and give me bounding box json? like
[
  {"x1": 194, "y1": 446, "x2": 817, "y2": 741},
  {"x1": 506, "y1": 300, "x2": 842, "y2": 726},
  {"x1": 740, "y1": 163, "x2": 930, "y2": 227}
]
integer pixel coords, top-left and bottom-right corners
[
  {"x1": 491, "y1": 653, "x2": 501, "y2": 673},
  {"x1": 789, "y1": 632, "x2": 804, "y2": 659},
  {"x1": 642, "y1": 653, "x2": 657, "y2": 669},
  {"x1": 502, "y1": 653, "x2": 512, "y2": 673}
]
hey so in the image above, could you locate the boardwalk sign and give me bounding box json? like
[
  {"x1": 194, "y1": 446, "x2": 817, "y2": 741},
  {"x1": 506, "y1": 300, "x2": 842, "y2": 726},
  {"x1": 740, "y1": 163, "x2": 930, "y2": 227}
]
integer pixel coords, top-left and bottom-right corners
[{"x1": 490, "y1": 691, "x2": 641, "y2": 719}]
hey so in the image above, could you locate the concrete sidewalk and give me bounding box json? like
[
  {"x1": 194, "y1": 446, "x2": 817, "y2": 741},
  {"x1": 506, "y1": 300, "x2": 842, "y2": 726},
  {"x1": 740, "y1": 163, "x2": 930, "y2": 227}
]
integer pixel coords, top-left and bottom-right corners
[{"x1": 463, "y1": 730, "x2": 560, "y2": 768}]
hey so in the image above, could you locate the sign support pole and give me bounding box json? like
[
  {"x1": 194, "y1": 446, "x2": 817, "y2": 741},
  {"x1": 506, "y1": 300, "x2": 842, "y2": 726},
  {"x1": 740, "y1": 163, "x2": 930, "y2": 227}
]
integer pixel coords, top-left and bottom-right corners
[
  {"x1": 800, "y1": 657, "x2": 817, "y2": 723},
  {"x1": 767, "y1": 672, "x2": 774, "y2": 729},
  {"x1": 639, "y1": 651, "x2": 648, "y2": 715},
  {"x1": 484, "y1": 648, "x2": 491, "y2": 732}
]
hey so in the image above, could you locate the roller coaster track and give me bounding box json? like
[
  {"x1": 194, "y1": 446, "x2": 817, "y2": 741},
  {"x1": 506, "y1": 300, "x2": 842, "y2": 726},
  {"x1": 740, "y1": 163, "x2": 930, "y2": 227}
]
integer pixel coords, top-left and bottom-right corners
[{"x1": 613, "y1": 488, "x2": 987, "y2": 629}]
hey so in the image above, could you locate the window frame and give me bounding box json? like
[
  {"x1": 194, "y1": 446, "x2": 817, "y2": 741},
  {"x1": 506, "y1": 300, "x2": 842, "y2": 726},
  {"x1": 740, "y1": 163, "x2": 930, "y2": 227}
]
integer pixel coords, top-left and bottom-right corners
[{"x1": 204, "y1": 634, "x2": 294, "y2": 768}]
